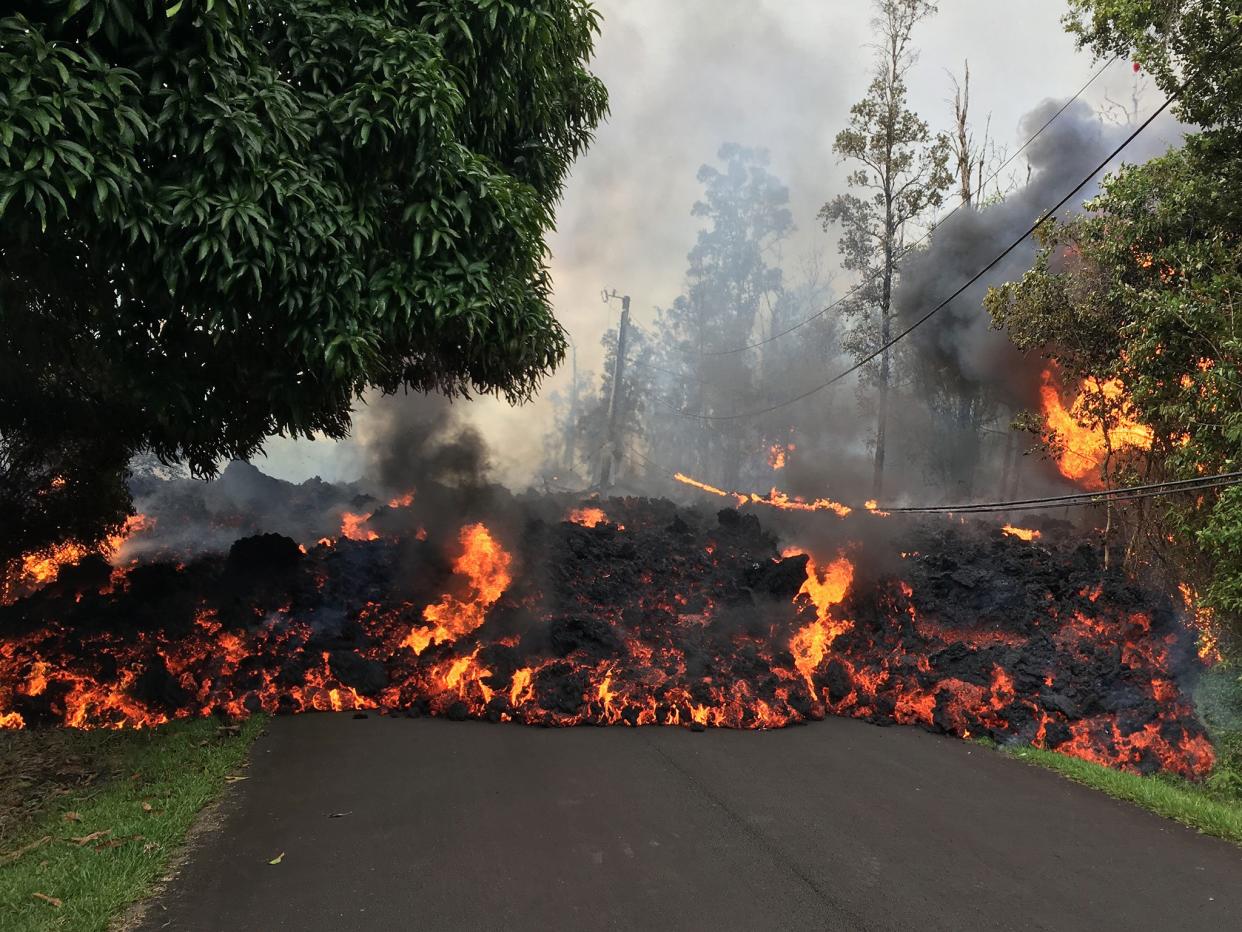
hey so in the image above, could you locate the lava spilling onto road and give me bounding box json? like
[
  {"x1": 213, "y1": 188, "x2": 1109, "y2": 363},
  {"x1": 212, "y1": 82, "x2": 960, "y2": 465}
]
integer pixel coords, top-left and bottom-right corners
[{"x1": 0, "y1": 496, "x2": 1216, "y2": 779}]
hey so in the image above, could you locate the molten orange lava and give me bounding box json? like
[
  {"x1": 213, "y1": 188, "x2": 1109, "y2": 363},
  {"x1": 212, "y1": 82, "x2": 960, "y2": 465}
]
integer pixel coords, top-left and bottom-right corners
[
  {"x1": 2, "y1": 514, "x2": 155, "y2": 604},
  {"x1": 1002, "y1": 525, "x2": 1040, "y2": 541},
  {"x1": 567, "y1": 506, "x2": 608, "y2": 527},
  {"x1": 401, "y1": 524, "x2": 512, "y2": 655},
  {"x1": 388, "y1": 491, "x2": 415, "y2": 509},
  {"x1": 1039, "y1": 370, "x2": 1153, "y2": 486},
  {"x1": 787, "y1": 552, "x2": 855, "y2": 692}
]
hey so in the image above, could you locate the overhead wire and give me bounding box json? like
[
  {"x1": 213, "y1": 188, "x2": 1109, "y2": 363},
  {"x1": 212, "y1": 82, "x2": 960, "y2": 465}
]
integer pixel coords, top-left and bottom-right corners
[
  {"x1": 624, "y1": 437, "x2": 1242, "y2": 514},
  {"x1": 881, "y1": 472, "x2": 1242, "y2": 514},
  {"x1": 614, "y1": 33, "x2": 1240, "y2": 508},
  {"x1": 672, "y1": 82, "x2": 1181, "y2": 423}
]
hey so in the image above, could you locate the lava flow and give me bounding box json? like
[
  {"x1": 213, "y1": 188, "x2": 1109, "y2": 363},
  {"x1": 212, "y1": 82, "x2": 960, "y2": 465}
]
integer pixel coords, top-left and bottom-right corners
[{"x1": 0, "y1": 497, "x2": 1216, "y2": 780}]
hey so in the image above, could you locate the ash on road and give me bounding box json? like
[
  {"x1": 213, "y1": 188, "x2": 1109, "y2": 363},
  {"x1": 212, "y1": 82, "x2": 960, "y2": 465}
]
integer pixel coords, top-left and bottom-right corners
[{"x1": 139, "y1": 715, "x2": 1241, "y2": 931}]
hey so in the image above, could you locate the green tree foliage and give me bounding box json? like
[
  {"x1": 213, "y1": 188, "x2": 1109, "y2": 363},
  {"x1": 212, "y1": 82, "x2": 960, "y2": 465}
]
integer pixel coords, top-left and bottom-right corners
[
  {"x1": 0, "y1": 0, "x2": 607, "y2": 562},
  {"x1": 988, "y1": 2, "x2": 1242, "y2": 633},
  {"x1": 820, "y1": 0, "x2": 952, "y2": 498},
  {"x1": 1064, "y1": 0, "x2": 1242, "y2": 134}
]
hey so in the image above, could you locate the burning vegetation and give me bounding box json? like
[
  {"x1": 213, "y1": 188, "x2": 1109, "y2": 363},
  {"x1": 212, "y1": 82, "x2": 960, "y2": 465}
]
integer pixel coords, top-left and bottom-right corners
[
  {"x1": 0, "y1": 489, "x2": 1216, "y2": 780},
  {"x1": 1038, "y1": 369, "x2": 1154, "y2": 488}
]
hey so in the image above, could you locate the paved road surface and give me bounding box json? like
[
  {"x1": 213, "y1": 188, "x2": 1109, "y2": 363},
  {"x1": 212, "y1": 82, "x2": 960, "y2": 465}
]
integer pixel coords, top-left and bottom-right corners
[{"x1": 138, "y1": 714, "x2": 1242, "y2": 931}]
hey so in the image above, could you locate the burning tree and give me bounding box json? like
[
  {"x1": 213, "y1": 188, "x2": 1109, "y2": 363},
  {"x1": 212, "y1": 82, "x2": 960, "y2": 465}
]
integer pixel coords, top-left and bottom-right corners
[
  {"x1": 0, "y1": 0, "x2": 608, "y2": 564},
  {"x1": 986, "y1": 1, "x2": 1242, "y2": 643}
]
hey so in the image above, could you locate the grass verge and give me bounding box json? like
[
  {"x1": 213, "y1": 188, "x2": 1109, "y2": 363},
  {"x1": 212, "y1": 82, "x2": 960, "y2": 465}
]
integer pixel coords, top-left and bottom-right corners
[
  {"x1": 0, "y1": 716, "x2": 264, "y2": 932},
  {"x1": 997, "y1": 666, "x2": 1242, "y2": 846}
]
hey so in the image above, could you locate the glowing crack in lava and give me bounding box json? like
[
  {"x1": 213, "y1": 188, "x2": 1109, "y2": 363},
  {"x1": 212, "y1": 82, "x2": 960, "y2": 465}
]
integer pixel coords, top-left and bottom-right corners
[
  {"x1": 1039, "y1": 370, "x2": 1153, "y2": 487},
  {"x1": 1002, "y1": 525, "x2": 1040, "y2": 542}
]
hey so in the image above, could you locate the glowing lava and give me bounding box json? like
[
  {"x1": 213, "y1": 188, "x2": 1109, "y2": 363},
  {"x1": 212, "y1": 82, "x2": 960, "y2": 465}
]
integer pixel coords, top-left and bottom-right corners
[
  {"x1": 340, "y1": 511, "x2": 380, "y2": 542},
  {"x1": 786, "y1": 552, "x2": 855, "y2": 692},
  {"x1": 0, "y1": 506, "x2": 1215, "y2": 781},
  {"x1": 2, "y1": 514, "x2": 155, "y2": 605},
  {"x1": 1002, "y1": 525, "x2": 1040, "y2": 541},
  {"x1": 567, "y1": 506, "x2": 609, "y2": 527},
  {"x1": 401, "y1": 523, "x2": 512, "y2": 655}
]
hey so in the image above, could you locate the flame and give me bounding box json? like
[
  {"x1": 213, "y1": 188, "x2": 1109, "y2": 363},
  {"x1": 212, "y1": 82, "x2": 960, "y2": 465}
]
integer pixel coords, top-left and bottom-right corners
[
  {"x1": 340, "y1": 511, "x2": 380, "y2": 542},
  {"x1": 1039, "y1": 370, "x2": 1153, "y2": 486},
  {"x1": 673, "y1": 473, "x2": 852, "y2": 517},
  {"x1": 1178, "y1": 583, "x2": 1223, "y2": 665},
  {"x1": 388, "y1": 491, "x2": 415, "y2": 509},
  {"x1": 567, "y1": 506, "x2": 608, "y2": 527},
  {"x1": 509, "y1": 667, "x2": 534, "y2": 706},
  {"x1": 673, "y1": 472, "x2": 732, "y2": 498},
  {"x1": 787, "y1": 553, "x2": 855, "y2": 692},
  {"x1": 768, "y1": 442, "x2": 795, "y2": 470},
  {"x1": 1002, "y1": 525, "x2": 1040, "y2": 541},
  {"x1": 401, "y1": 524, "x2": 512, "y2": 655}
]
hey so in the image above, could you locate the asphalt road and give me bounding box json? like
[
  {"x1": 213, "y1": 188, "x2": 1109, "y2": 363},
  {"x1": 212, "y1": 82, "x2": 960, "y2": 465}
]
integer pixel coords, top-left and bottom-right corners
[{"x1": 138, "y1": 714, "x2": 1242, "y2": 931}]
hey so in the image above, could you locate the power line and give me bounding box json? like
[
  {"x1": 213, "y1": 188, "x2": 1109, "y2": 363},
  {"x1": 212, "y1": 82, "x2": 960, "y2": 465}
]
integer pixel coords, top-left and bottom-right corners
[
  {"x1": 881, "y1": 472, "x2": 1242, "y2": 514},
  {"x1": 638, "y1": 435, "x2": 1242, "y2": 512},
  {"x1": 672, "y1": 70, "x2": 1186, "y2": 424},
  {"x1": 624, "y1": 440, "x2": 1242, "y2": 515},
  {"x1": 703, "y1": 55, "x2": 1120, "y2": 358}
]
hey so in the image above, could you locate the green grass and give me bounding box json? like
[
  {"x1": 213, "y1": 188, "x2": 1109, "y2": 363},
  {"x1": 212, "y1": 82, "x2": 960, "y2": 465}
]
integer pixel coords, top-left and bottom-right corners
[
  {"x1": 0, "y1": 716, "x2": 264, "y2": 932},
  {"x1": 998, "y1": 666, "x2": 1242, "y2": 847}
]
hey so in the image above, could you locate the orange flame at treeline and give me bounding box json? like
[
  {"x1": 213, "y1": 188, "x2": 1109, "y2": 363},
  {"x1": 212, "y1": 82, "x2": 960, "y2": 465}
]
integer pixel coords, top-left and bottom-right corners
[
  {"x1": 339, "y1": 490, "x2": 415, "y2": 541},
  {"x1": 768, "y1": 442, "x2": 795, "y2": 470},
  {"x1": 1039, "y1": 370, "x2": 1153, "y2": 487},
  {"x1": 673, "y1": 473, "x2": 854, "y2": 518}
]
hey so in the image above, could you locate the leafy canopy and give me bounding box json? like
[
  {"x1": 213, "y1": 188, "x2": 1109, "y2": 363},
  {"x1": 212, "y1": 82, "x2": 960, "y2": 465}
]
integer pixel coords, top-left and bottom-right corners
[
  {"x1": 0, "y1": 0, "x2": 606, "y2": 558},
  {"x1": 988, "y1": 1, "x2": 1242, "y2": 626}
]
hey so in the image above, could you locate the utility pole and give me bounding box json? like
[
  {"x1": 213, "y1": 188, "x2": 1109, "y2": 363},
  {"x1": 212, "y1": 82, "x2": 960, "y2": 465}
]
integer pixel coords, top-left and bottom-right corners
[{"x1": 599, "y1": 290, "x2": 631, "y2": 489}]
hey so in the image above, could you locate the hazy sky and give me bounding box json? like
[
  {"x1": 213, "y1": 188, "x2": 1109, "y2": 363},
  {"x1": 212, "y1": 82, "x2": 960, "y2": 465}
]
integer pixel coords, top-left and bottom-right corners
[{"x1": 258, "y1": 0, "x2": 1165, "y2": 486}]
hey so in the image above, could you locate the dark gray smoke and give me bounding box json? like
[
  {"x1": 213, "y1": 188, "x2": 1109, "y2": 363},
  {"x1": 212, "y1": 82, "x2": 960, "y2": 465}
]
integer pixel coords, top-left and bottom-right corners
[
  {"x1": 894, "y1": 99, "x2": 1185, "y2": 410},
  {"x1": 358, "y1": 392, "x2": 492, "y2": 497}
]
